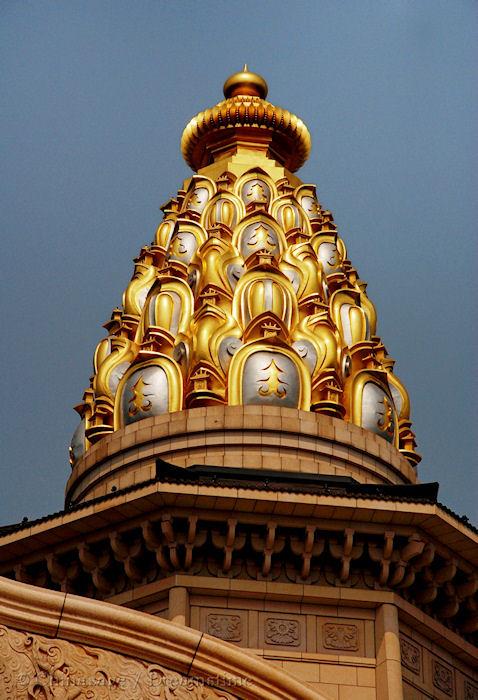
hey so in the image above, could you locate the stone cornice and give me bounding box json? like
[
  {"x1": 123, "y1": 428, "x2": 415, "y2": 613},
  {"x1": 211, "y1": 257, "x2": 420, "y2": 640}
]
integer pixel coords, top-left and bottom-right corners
[
  {"x1": 0, "y1": 482, "x2": 476, "y2": 644},
  {"x1": 1, "y1": 481, "x2": 476, "y2": 566}
]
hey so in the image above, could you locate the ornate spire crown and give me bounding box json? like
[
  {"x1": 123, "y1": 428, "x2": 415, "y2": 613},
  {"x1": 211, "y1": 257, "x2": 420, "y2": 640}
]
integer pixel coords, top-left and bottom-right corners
[
  {"x1": 181, "y1": 66, "x2": 311, "y2": 172},
  {"x1": 70, "y1": 68, "x2": 420, "y2": 474}
]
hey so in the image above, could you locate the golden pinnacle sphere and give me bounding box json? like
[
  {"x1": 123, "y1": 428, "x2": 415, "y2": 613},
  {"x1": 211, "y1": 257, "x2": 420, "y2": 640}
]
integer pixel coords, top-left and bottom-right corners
[{"x1": 223, "y1": 64, "x2": 268, "y2": 99}]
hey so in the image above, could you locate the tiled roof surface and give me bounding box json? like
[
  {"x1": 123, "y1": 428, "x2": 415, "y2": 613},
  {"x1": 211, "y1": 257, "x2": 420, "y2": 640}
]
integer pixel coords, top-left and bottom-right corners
[{"x1": 0, "y1": 459, "x2": 475, "y2": 536}]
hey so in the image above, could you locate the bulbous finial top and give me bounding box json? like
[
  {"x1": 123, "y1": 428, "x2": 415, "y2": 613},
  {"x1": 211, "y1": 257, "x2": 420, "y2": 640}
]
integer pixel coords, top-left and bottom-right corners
[
  {"x1": 223, "y1": 64, "x2": 269, "y2": 99},
  {"x1": 181, "y1": 67, "x2": 311, "y2": 172}
]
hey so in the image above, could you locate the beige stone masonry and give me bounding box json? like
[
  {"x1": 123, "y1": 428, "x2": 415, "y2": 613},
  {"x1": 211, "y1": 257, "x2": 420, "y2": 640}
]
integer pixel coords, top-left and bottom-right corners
[
  {"x1": 67, "y1": 406, "x2": 416, "y2": 504},
  {"x1": 169, "y1": 586, "x2": 189, "y2": 626},
  {"x1": 375, "y1": 603, "x2": 403, "y2": 700},
  {"x1": 0, "y1": 576, "x2": 323, "y2": 700}
]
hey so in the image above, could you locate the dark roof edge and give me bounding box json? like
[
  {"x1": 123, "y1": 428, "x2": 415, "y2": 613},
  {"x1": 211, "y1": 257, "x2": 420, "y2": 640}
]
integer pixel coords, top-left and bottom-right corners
[{"x1": 0, "y1": 460, "x2": 476, "y2": 536}]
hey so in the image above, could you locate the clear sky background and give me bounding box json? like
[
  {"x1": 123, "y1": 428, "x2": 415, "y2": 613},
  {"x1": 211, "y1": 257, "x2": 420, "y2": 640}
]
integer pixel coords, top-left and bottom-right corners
[{"x1": 1, "y1": 1, "x2": 477, "y2": 525}]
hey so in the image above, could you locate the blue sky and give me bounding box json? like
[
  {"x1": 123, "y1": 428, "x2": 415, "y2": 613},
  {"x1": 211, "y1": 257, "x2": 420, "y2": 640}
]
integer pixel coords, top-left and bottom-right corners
[{"x1": 1, "y1": 1, "x2": 477, "y2": 523}]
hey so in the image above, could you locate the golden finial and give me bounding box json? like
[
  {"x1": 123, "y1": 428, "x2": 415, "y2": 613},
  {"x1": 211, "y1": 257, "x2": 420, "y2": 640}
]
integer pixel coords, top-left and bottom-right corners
[
  {"x1": 223, "y1": 65, "x2": 268, "y2": 99},
  {"x1": 181, "y1": 67, "x2": 311, "y2": 172}
]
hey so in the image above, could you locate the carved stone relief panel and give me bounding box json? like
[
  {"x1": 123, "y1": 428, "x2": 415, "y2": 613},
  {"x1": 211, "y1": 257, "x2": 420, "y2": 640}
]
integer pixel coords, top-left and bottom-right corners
[
  {"x1": 258, "y1": 613, "x2": 306, "y2": 651},
  {"x1": 207, "y1": 614, "x2": 242, "y2": 642},
  {"x1": 322, "y1": 623, "x2": 358, "y2": 651},
  {"x1": 299, "y1": 194, "x2": 321, "y2": 221},
  {"x1": 361, "y1": 381, "x2": 396, "y2": 444},
  {"x1": 465, "y1": 679, "x2": 478, "y2": 700},
  {"x1": 242, "y1": 351, "x2": 300, "y2": 409},
  {"x1": 239, "y1": 221, "x2": 279, "y2": 259},
  {"x1": 186, "y1": 186, "x2": 210, "y2": 214},
  {"x1": 432, "y1": 658, "x2": 454, "y2": 697},
  {"x1": 199, "y1": 608, "x2": 247, "y2": 647},
  {"x1": 0, "y1": 624, "x2": 237, "y2": 700},
  {"x1": 317, "y1": 241, "x2": 343, "y2": 275},
  {"x1": 167, "y1": 231, "x2": 199, "y2": 265},
  {"x1": 240, "y1": 179, "x2": 271, "y2": 207},
  {"x1": 120, "y1": 365, "x2": 169, "y2": 425},
  {"x1": 317, "y1": 617, "x2": 365, "y2": 656},
  {"x1": 265, "y1": 618, "x2": 300, "y2": 646},
  {"x1": 400, "y1": 636, "x2": 421, "y2": 675}
]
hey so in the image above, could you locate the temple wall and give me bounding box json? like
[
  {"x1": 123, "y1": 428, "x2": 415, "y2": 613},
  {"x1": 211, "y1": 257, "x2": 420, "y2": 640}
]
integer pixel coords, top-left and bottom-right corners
[
  {"x1": 0, "y1": 576, "x2": 323, "y2": 700},
  {"x1": 131, "y1": 583, "x2": 478, "y2": 700},
  {"x1": 189, "y1": 593, "x2": 377, "y2": 700},
  {"x1": 4, "y1": 579, "x2": 477, "y2": 700},
  {"x1": 399, "y1": 621, "x2": 478, "y2": 700}
]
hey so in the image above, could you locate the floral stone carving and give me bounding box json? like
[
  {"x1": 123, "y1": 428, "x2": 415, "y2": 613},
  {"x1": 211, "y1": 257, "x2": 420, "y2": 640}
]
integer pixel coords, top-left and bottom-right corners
[
  {"x1": 264, "y1": 618, "x2": 300, "y2": 646},
  {"x1": 432, "y1": 659, "x2": 454, "y2": 697},
  {"x1": 207, "y1": 614, "x2": 242, "y2": 642},
  {"x1": 0, "y1": 625, "x2": 237, "y2": 700},
  {"x1": 323, "y1": 623, "x2": 358, "y2": 651},
  {"x1": 399, "y1": 637, "x2": 421, "y2": 674}
]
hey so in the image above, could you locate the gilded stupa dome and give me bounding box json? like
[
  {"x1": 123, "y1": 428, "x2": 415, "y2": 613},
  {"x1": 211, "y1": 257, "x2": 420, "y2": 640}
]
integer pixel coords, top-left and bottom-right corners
[{"x1": 70, "y1": 69, "x2": 420, "y2": 475}]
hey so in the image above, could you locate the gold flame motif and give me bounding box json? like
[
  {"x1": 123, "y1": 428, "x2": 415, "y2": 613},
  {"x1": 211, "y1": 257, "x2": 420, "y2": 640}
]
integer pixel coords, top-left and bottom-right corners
[
  {"x1": 377, "y1": 396, "x2": 394, "y2": 438},
  {"x1": 258, "y1": 360, "x2": 288, "y2": 399},
  {"x1": 246, "y1": 182, "x2": 268, "y2": 202},
  {"x1": 171, "y1": 235, "x2": 188, "y2": 256},
  {"x1": 247, "y1": 224, "x2": 276, "y2": 250},
  {"x1": 128, "y1": 376, "x2": 153, "y2": 417}
]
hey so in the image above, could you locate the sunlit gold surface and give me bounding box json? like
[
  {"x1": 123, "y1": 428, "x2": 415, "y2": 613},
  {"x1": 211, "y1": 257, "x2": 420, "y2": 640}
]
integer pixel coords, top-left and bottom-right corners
[
  {"x1": 72, "y1": 72, "x2": 420, "y2": 469},
  {"x1": 223, "y1": 64, "x2": 269, "y2": 99},
  {"x1": 181, "y1": 67, "x2": 311, "y2": 173}
]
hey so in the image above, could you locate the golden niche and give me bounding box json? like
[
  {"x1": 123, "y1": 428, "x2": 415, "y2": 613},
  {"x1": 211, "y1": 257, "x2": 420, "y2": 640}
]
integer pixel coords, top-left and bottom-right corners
[{"x1": 228, "y1": 343, "x2": 311, "y2": 410}]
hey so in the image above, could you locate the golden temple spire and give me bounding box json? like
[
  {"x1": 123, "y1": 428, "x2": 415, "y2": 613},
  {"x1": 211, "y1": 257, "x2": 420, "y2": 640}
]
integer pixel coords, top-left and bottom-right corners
[{"x1": 70, "y1": 69, "x2": 421, "y2": 478}]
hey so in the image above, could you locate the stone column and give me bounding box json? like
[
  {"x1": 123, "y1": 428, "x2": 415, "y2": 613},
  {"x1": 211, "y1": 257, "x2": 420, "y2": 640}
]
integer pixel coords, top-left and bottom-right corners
[
  {"x1": 169, "y1": 586, "x2": 189, "y2": 626},
  {"x1": 375, "y1": 603, "x2": 403, "y2": 700}
]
